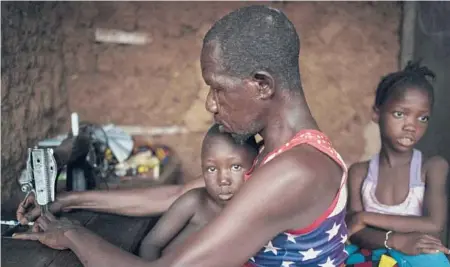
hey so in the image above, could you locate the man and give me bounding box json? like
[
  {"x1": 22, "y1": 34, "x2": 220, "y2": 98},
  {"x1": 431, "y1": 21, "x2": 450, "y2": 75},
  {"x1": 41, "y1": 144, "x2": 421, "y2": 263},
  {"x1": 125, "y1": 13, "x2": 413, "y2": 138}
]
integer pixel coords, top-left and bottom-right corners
[{"x1": 14, "y1": 6, "x2": 348, "y2": 266}]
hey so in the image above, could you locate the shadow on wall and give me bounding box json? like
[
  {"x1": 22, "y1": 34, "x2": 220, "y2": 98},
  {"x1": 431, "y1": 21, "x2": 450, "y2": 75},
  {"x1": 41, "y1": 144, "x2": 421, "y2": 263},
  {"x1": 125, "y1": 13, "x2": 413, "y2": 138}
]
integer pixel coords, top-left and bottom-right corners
[
  {"x1": 1, "y1": 2, "x2": 401, "y2": 212},
  {"x1": 1, "y1": 2, "x2": 70, "y2": 210},
  {"x1": 61, "y1": 1, "x2": 400, "y2": 175},
  {"x1": 409, "y1": 2, "x2": 450, "y2": 246}
]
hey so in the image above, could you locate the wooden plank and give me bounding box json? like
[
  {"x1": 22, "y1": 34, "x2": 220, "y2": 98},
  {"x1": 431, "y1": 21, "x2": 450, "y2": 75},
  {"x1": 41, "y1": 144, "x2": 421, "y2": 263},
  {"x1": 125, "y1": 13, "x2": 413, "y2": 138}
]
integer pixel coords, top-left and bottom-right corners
[
  {"x1": 2, "y1": 211, "x2": 157, "y2": 267},
  {"x1": 47, "y1": 214, "x2": 157, "y2": 267},
  {"x1": 2, "y1": 224, "x2": 14, "y2": 236},
  {"x1": 87, "y1": 213, "x2": 156, "y2": 252},
  {"x1": 400, "y1": 1, "x2": 417, "y2": 69},
  {"x1": 1, "y1": 239, "x2": 61, "y2": 267},
  {"x1": 1, "y1": 210, "x2": 20, "y2": 236},
  {"x1": 1, "y1": 211, "x2": 98, "y2": 267}
]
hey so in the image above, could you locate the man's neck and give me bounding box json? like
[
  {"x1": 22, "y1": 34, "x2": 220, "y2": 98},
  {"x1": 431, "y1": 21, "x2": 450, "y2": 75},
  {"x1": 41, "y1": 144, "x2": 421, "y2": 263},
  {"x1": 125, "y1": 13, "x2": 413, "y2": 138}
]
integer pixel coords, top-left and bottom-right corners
[{"x1": 259, "y1": 94, "x2": 319, "y2": 152}]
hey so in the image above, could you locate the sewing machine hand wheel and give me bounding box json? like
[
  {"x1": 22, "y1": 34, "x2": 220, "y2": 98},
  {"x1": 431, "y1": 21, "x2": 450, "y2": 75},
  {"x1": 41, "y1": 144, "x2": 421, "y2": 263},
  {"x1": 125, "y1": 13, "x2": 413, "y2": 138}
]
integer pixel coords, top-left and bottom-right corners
[{"x1": 66, "y1": 122, "x2": 109, "y2": 192}]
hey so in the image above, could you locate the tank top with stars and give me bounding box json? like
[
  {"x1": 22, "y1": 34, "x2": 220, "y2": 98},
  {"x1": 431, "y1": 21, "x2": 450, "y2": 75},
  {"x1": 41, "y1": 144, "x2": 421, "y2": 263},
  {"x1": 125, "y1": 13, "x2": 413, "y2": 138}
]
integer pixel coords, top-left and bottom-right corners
[{"x1": 244, "y1": 130, "x2": 348, "y2": 267}]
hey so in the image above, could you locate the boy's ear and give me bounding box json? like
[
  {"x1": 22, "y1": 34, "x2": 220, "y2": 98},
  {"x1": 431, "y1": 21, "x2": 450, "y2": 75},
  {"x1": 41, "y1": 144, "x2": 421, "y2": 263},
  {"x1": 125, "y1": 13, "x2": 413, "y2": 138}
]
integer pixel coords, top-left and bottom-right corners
[{"x1": 372, "y1": 106, "x2": 380, "y2": 123}]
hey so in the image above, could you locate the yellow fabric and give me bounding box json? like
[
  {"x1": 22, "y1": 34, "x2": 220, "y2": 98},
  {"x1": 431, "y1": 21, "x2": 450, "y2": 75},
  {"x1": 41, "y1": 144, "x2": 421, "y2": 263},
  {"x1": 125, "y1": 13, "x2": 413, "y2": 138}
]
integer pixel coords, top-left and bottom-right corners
[{"x1": 379, "y1": 254, "x2": 398, "y2": 267}]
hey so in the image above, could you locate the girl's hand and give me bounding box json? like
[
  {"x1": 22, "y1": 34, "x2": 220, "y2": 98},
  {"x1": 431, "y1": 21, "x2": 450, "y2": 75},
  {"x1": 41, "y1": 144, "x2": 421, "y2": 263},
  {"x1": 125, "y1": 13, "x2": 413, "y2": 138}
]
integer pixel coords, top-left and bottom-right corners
[{"x1": 391, "y1": 232, "x2": 450, "y2": 255}]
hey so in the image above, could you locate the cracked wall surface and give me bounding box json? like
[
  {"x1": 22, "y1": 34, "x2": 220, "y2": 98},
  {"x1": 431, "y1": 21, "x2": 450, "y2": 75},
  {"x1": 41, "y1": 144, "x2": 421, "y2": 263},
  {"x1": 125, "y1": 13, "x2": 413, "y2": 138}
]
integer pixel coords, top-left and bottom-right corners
[
  {"x1": 1, "y1": 2, "x2": 70, "y2": 207},
  {"x1": 1, "y1": 2, "x2": 400, "y2": 208}
]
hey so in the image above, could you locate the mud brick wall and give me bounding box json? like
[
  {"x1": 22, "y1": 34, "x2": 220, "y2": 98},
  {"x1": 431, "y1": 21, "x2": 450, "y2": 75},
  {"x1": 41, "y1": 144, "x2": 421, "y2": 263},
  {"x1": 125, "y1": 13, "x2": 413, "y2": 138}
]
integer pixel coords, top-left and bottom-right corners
[
  {"x1": 64, "y1": 2, "x2": 400, "y2": 180},
  {"x1": 1, "y1": 2, "x2": 70, "y2": 207},
  {"x1": 1, "y1": 2, "x2": 401, "y2": 207}
]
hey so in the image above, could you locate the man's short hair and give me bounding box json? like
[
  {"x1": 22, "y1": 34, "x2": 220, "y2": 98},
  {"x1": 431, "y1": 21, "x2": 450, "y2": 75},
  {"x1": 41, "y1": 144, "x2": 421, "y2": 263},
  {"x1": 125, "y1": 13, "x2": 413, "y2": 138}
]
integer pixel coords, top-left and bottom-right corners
[{"x1": 203, "y1": 5, "x2": 301, "y2": 90}]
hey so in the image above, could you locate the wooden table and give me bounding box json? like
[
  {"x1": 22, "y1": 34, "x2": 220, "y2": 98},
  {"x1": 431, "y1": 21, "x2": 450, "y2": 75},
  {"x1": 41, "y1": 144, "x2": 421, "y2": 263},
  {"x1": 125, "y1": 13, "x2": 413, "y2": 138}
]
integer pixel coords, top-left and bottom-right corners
[{"x1": 1, "y1": 211, "x2": 158, "y2": 267}]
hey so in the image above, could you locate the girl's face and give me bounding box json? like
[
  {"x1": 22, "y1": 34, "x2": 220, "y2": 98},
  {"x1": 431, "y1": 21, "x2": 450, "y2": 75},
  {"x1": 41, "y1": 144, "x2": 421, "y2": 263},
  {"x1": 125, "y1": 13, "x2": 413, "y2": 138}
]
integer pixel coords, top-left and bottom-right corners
[{"x1": 375, "y1": 87, "x2": 432, "y2": 153}]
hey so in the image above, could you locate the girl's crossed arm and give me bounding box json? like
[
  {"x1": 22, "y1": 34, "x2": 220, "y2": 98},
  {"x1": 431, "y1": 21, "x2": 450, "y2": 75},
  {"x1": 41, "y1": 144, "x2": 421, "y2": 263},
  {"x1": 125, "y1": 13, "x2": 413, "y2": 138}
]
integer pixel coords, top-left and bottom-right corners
[{"x1": 357, "y1": 156, "x2": 448, "y2": 235}]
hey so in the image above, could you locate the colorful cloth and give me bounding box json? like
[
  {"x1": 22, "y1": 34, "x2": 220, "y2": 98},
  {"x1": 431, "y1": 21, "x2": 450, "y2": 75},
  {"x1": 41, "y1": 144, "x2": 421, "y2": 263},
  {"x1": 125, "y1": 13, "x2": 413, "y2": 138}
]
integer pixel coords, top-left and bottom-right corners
[
  {"x1": 245, "y1": 130, "x2": 348, "y2": 267},
  {"x1": 345, "y1": 244, "x2": 450, "y2": 267},
  {"x1": 345, "y1": 245, "x2": 396, "y2": 267}
]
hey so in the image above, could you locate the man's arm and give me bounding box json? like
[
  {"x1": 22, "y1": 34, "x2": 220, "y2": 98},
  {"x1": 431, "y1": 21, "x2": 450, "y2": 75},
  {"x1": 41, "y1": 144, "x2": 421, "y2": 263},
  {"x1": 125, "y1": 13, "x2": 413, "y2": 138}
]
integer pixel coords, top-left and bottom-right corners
[
  {"x1": 59, "y1": 177, "x2": 204, "y2": 216},
  {"x1": 346, "y1": 162, "x2": 390, "y2": 249},
  {"x1": 139, "y1": 189, "x2": 202, "y2": 260},
  {"x1": 63, "y1": 147, "x2": 341, "y2": 267},
  {"x1": 17, "y1": 177, "x2": 205, "y2": 224},
  {"x1": 359, "y1": 156, "x2": 448, "y2": 234}
]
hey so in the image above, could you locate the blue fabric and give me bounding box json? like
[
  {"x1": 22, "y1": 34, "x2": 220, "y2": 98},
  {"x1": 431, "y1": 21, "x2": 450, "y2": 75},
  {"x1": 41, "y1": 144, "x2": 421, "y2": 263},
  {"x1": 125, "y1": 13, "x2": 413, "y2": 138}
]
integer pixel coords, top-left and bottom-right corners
[
  {"x1": 389, "y1": 249, "x2": 450, "y2": 267},
  {"x1": 345, "y1": 244, "x2": 450, "y2": 267}
]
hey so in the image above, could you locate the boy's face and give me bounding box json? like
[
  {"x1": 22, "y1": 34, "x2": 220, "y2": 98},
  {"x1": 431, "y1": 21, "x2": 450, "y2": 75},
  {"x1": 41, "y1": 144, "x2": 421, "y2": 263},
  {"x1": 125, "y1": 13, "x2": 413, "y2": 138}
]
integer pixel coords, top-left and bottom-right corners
[
  {"x1": 375, "y1": 87, "x2": 431, "y2": 153},
  {"x1": 201, "y1": 135, "x2": 254, "y2": 204}
]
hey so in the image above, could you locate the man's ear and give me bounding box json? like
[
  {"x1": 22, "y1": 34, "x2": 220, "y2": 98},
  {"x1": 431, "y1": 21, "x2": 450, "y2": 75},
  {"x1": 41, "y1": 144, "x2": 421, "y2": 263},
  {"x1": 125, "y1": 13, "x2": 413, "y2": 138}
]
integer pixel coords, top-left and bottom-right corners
[
  {"x1": 372, "y1": 105, "x2": 380, "y2": 123},
  {"x1": 250, "y1": 71, "x2": 275, "y2": 100}
]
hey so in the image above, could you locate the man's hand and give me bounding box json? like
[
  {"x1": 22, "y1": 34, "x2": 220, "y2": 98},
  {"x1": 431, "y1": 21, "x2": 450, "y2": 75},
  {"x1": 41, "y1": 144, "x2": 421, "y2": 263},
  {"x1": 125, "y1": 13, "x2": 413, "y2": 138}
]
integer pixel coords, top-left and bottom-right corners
[
  {"x1": 16, "y1": 192, "x2": 67, "y2": 225},
  {"x1": 391, "y1": 232, "x2": 450, "y2": 255},
  {"x1": 12, "y1": 213, "x2": 80, "y2": 250},
  {"x1": 347, "y1": 212, "x2": 366, "y2": 237}
]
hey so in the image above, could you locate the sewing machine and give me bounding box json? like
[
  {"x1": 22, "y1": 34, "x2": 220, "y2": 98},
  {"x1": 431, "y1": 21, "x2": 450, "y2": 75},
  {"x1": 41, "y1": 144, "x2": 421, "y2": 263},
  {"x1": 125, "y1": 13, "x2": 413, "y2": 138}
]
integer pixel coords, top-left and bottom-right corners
[
  {"x1": 16, "y1": 113, "x2": 100, "y2": 218},
  {"x1": 19, "y1": 148, "x2": 58, "y2": 215}
]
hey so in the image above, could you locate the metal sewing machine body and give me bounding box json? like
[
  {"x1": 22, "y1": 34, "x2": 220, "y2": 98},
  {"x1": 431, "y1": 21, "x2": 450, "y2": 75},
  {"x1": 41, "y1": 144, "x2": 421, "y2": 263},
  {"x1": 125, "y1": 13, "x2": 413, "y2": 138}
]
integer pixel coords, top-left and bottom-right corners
[
  {"x1": 17, "y1": 113, "x2": 128, "y2": 208},
  {"x1": 18, "y1": 147, "x2": 58, "y2": 213}
]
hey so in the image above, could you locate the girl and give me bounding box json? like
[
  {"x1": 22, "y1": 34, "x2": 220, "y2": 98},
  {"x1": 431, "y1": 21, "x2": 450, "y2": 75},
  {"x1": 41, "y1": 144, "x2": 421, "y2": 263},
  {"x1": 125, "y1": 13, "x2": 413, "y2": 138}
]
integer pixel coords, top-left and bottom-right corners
[{"x1": 346, "y1": 61, "x2": 450, "y2": 267}]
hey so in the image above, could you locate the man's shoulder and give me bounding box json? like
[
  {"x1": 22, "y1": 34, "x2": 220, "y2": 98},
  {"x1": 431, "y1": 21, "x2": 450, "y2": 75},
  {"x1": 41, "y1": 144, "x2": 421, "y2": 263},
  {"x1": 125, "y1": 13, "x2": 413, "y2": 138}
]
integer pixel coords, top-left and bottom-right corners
[
  {"x1": 249, "y1": 144, "x2": 344, "y2": 231},
  {"x1": 285, "y1": 144, "x2": 342, "y2": 171},
  {"x1": 263, "y1": 144, "x2": 342, "y2": 186}
]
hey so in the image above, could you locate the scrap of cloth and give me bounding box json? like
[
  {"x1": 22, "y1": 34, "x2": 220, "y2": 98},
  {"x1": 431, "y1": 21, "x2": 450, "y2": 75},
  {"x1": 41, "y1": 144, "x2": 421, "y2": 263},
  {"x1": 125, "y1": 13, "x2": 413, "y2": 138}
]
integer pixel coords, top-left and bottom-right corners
[{"x1": 345, "y1": 244, "x2": 450, "y2": 267}]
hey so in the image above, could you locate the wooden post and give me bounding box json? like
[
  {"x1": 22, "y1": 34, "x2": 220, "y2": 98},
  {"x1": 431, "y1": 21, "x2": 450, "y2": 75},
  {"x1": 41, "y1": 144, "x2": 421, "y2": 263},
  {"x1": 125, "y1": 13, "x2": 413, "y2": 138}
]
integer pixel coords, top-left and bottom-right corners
[{"x1": 399, "y1": 1, "x2": 417, "y2": 69}]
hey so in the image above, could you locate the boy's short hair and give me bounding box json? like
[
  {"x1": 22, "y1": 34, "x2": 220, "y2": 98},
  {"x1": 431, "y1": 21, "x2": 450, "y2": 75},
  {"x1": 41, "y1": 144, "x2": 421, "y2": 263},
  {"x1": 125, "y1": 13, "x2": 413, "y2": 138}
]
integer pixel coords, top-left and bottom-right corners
[{"x1": 203, "y1": 124, "x2": 260, "y2": 155}]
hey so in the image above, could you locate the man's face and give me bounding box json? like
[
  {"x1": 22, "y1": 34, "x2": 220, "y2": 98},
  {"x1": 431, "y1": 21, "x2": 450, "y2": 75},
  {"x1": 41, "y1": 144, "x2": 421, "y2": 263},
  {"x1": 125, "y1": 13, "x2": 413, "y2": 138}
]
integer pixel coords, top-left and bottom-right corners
[{"x1": 200, "y1": 42, "x2": 264, "y2": 144}]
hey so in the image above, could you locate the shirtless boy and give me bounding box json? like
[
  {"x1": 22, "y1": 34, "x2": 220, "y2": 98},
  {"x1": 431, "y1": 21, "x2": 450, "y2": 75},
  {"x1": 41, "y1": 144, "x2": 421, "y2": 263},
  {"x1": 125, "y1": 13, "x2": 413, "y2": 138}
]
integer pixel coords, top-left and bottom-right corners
[{"x1": 139, "y1": 124, "x2": 258, "y2": 260}]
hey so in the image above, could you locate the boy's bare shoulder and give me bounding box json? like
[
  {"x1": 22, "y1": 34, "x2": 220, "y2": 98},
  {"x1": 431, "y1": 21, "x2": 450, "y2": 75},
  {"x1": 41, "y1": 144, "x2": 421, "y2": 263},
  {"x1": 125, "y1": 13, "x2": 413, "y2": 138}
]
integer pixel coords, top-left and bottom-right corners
[
  {"x1": 181, "y1": 187, "x2": 217, "y2": 225},
  {"x1": 178, "y1": 187, "x2": 208, "y2": 207}
]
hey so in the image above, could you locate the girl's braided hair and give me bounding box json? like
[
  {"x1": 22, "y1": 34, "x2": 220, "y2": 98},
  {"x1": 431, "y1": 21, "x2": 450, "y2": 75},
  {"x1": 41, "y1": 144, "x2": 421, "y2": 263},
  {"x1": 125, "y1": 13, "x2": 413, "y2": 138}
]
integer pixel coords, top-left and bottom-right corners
[{"x1": 374, "y1": 60, "x2": 436, "y2": 108}]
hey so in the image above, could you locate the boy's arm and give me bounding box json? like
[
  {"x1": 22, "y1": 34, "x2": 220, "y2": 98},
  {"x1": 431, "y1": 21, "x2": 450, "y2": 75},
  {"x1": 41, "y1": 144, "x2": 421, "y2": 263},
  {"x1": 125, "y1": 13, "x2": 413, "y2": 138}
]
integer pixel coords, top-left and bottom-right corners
[
  {"x1": 359, "y1": 156, "x2": 449, "y2": 234},
  {"x1": 139, "y1": 189, "x2": 203, "y2": 260}
]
